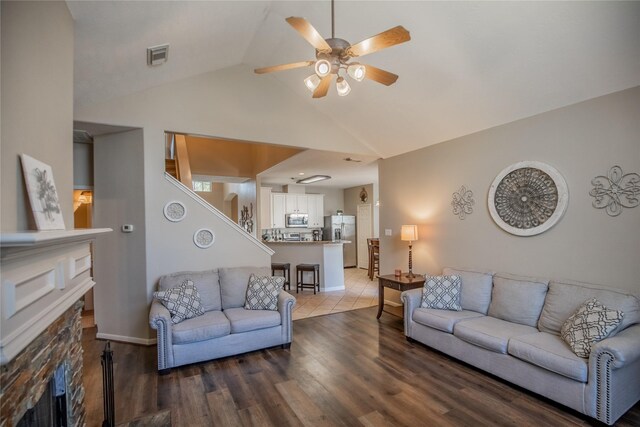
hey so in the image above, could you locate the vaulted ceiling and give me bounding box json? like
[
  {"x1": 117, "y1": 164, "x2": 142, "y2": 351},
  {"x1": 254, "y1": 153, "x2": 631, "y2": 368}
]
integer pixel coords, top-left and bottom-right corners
[{"x1": 68, "y1": 1, "x2": 640, "y2": 158}]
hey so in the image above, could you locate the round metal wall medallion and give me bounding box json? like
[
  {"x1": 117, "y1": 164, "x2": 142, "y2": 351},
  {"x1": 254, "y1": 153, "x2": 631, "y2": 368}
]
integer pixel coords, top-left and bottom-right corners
[
  {"x1": 164, "y1": 201, "x2": 186, "y2": 222},
  {"x1": 488, "y1": 161, "x2": 568, "y2": 236},
  {"x1": 193, "y1": 228, "x2": 215, "y2": 248}
]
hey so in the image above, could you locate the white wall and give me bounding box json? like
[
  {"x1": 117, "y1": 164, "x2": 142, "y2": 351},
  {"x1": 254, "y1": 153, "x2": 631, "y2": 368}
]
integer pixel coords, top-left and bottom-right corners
[
  {"x1": 1, "y1": 1, "x2": 74, "y2": 231},
  {"x1": 379, "y1": 87, "x2": 640, "y2": 294}
]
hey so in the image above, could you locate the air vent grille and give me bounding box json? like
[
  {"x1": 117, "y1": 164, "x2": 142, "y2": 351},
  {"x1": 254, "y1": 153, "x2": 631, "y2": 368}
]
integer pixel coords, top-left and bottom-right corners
[{"x1": 147, "y1": 44, "x2": 169, "y2": 66}]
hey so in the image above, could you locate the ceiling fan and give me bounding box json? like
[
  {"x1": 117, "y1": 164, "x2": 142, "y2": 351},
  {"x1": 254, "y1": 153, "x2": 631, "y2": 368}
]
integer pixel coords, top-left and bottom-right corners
[{"x1": 254, "y1": 0, "x2": 411, "y2": 98}]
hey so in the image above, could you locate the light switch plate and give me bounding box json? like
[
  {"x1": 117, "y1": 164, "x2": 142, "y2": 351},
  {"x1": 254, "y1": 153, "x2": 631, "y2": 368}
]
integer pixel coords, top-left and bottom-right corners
[{"x1": 385, "y1": 229, "x2": 392, "y2": 236}]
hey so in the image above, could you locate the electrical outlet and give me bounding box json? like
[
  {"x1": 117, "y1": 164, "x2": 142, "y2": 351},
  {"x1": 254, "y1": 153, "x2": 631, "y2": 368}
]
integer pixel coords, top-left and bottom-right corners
[{"x1": 385, "y1": 229, "x2": 392, "y2": 236}]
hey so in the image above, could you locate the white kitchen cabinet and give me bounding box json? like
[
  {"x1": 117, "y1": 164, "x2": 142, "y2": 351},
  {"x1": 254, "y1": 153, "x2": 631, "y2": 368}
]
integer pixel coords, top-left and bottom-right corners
[
  {"x1": 285, "y1": 194, "x2": 308, "y2": 214},
  {"x1": 259, "y1": 187, "x2": 272, "y2": 230},
  {"x1": 271, "y1": 193, "x2": 286, "y2": 228},
  {"x1": 307, "y1": 194, "x2": 324, "y2": 228}
]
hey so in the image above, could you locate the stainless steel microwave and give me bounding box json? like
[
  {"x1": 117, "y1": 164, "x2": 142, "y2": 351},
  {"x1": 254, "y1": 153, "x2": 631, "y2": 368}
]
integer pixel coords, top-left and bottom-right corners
[{"x1": 285, "y1": 213, "x2": 308, "y2": 228}]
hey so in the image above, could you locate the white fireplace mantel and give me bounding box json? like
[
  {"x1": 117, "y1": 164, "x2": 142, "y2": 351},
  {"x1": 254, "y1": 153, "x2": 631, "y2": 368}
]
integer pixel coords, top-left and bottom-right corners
[{"x1": 0, "y1": 228, "x2": 111, "y2": 364}]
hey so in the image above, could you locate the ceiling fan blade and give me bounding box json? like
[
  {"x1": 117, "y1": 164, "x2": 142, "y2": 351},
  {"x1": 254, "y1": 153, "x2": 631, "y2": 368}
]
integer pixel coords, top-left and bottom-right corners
[
  {"x1": 313, "y1": 75, "x2": 333, "y2": 98},
  {"x1": 347, "y1": 26, "x2": 411, "y2": 57},
  {"x1": 254, "y1": 61, "x2": 315, "y2": 74},
  {"x1": 362, "y1": 64, "x2": 399, "y2": 86},
  {"x1": 286, "y1": 17, "x2": 332, "y2": 52}
]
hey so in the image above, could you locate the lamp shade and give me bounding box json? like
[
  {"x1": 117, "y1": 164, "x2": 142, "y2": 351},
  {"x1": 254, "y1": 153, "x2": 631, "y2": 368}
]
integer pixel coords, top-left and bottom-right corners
[{"x1": 401, "y1": 225, "x2": 418, "y2": 242}]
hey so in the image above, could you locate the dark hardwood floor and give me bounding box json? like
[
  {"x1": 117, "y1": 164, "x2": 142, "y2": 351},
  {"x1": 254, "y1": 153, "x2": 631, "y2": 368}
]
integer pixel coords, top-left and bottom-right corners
[{"x1": 82, "y1": 307, "x2": 640, "y2": 426}]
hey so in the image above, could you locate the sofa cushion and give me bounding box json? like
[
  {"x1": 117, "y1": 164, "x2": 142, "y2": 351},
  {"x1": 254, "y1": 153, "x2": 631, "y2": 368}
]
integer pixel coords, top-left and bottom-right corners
[
  {"x1": 413, "y1": 308, "x2": 484, "y2": 333},
  {"x1": 420, "y1": 275, "x2": 462, "y2": 311},
  {"x1": 561, "y1": 298, "x2": 624, "y2": 358},
  {"x1": 223, "y1": 307, "x2": 281, "y2": 333},
  {"x1": 443, "y1": 267, "x2": 494, "y2": 315},
  {"x1": 539, "y1": 279, "x2": 639, "y2": 335},
  {"x1": 245, "y1": 274, "x2": 284, "y2": 311},
  {"x1": 153, "y1": 280, "x2": 205, "y2": 324},
  {"x1": 159, "y1": 269, "x2": 221, "y2": 312},
  {"x1": 172, "y1": 310, "x2": 230, "y2": 344},
  {"x1": 453, "y1": 316, "x2": 538, "y2": 354},
  {"x1": 508, "y1": 332, "x2": 588, "y2": 382},
  {"x1": 488, "y1": 273, "x2": 549, "y2": 327},
  {"x1": 219, "y1": 267, "x2": 272, "y2": 309}
]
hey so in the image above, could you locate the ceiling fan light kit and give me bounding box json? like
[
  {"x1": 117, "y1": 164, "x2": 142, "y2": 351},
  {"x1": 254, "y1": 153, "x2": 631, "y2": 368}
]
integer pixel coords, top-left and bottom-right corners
[
  {"x1": 336, "y1": 77, "x2": 351, "y2": 97},
  {"x1": 347, "y1": 63, "x2": 366, "y2": 82},
  {"x1": 255, "y1": 0, "x2": 410, "y2": 98},
  {"x1": 304, "y1": 74, "x2": 321, "y2": 92}
]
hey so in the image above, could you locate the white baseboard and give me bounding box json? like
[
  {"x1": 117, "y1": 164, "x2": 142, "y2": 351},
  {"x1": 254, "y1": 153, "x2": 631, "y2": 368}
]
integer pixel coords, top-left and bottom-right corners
[
  {"x1": 96, "y1": 332, "x2": 156, "y2": 346},
  {"x1": 322, "y1": 285, "x2": 346, "y2": 292},
  {"x1": 384, "y1": 300, "x2": 402, "y2": 307}
]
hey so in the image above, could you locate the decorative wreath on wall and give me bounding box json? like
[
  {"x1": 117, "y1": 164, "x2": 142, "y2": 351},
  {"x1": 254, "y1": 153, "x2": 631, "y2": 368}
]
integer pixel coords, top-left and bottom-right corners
[
  {"x1": 488, "y1": 161, "x2": 568, "y2": 236},
  {"x1": 193, "y1": 228, "x2": 215, "y2": 249},
  {"x1": 163, "y1": 201, "x2": 187, "y2": 222}
]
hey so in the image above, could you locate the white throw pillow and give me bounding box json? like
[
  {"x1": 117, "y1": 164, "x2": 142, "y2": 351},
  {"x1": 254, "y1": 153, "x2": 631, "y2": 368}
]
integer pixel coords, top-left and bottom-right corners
[
  {"x1": 420, "y1": 275, "x2": 462, "y2": 311},
  {"x1": 244, "y1": 274, "x2": 284, "y2": 311},
  {"x1": 561, "y1": 298, "x2": 623, "y2": 358},
  {"x1": 153, "y1": 279, "x2": 205, "y2": 324}
]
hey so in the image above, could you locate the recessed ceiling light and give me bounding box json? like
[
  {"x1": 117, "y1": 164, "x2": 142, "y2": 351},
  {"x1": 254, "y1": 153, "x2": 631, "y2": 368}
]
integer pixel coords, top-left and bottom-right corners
[
  {"x1": 344, "y1": 157, "x2": 362, "y2": 162},
  {"x1": 297, "y1": 175, "x2": 331, "y2": 184},
  {"x1": 298, "y1": 172, "x2": 305, "y2": 176}
]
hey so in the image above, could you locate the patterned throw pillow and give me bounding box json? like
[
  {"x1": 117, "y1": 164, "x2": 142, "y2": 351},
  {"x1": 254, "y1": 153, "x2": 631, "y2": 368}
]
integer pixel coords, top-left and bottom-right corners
[
  {"x1": 420, "y1": 275, "x2": 462, "y2": 311},
  {"x1": 560, "y1": 298, "x2": 624, "y2": 358},
  {"x1": 244, "y1": 274, "x2": 284, "y2": 311},
  {"x1": 153, "y1": 279, "x2": 205, "y2": 324}
]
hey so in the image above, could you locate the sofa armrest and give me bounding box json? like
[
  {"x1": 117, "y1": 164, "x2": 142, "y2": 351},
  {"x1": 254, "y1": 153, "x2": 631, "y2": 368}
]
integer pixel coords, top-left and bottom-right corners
[
  {"x1": 401, "y1": 288, "x2": 422, "y2": 337},
  {"x1": 591, "y1": 324, "x2": 640, "y2": 369},
  {"x1": 278, "y1": 291, "x2": 296, "y2": 344},
  {"x1": 149, "y1": 300, "x2": 174, "y2": 370}
]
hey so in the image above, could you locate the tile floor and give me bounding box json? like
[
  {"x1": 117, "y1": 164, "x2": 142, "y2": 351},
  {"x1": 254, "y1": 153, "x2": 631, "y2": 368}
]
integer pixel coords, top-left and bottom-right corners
[{"x1": 291, "y1": 267, "x2": 378, "y2": 320}]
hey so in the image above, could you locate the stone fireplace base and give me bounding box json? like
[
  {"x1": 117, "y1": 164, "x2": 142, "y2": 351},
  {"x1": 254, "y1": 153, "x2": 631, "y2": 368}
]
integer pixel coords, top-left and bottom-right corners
[{"x1": 0, "y1": 301, "x2": 85, "y2": 427}]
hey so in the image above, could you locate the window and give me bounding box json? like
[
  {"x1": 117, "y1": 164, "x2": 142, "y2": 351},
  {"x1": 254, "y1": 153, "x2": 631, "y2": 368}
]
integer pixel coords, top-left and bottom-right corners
[{"x1": 192, "y1": 181, "x2": 212, "y2": 192}]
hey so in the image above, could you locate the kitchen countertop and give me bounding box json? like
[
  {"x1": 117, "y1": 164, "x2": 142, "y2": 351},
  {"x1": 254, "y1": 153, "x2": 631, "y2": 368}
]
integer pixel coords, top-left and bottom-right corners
[{"x1": 264, "y1": 240, "x2": 351, "y2": 245}]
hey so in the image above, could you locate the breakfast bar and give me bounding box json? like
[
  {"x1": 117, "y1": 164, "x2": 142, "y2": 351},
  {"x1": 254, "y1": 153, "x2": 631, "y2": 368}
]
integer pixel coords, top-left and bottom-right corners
[{"x1": 265, "y1": 241, "x2": 347, "y2": 291}]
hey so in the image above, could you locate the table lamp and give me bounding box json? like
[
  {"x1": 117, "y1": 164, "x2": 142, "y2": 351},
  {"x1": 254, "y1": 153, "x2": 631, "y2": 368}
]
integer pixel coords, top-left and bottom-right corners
[{"x1": 401, "y1": 225, "x2": 418, "y2": 279}]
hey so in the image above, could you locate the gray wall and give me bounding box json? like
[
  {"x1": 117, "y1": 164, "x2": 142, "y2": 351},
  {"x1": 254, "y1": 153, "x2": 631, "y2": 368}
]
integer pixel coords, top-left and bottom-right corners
[
  {"x1": 1, "y1": 1, "x2": 74, "y2": 231},
  {"x1": 73, "y1": 143, "x2": 94, "y2": 189},
  {"x1": 93, "y1": 129, "x2": 148, "y2": 341},
  {"x1": 379, "y1": 87, "x2": 640, "y2": 294}
]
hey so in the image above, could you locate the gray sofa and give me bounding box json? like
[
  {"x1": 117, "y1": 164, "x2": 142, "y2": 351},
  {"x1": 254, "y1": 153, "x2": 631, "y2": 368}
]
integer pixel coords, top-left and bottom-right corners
[
  {"x1": 401, "y1": 267, "x2": 640, "y2": 425},
  {"x1": 149, "y1": 266, "x2": 296, "y2": 372}
]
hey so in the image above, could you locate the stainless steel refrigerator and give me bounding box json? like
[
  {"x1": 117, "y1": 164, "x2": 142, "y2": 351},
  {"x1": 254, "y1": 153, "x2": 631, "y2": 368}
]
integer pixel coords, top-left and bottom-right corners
[{"x1": 323, "y1": 215, "x2": 357, "y2": 268}]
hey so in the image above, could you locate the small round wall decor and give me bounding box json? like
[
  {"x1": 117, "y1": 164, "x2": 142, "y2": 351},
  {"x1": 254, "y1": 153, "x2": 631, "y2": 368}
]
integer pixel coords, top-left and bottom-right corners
[
  {"x1": 193, "y1": 228, "x2": 215, "y2": 248},
  {"x1": 164, "y1": 201, "x2": 186, "y2": 222},
  {"x1": 488, "y1": 161, "x2": 568, "y2": 236}
]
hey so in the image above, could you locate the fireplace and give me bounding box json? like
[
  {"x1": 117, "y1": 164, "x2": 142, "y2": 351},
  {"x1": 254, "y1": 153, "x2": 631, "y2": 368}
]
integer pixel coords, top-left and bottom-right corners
[
  {"x1": 17, "y1": 364, "x2": 67, "y2": 427},
  {"x1": 0, "y1": 229, "x2": 110, "y2": 427}
]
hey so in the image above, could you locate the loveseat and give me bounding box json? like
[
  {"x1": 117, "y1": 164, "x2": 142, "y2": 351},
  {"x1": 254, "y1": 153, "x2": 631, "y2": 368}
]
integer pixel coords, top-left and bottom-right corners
[
  {"x1": 149, "y1": 266, "x2": 296, "y2": 372},
  {"x1": 401, "y1": 267, "x2": 640, "y2": 425}
]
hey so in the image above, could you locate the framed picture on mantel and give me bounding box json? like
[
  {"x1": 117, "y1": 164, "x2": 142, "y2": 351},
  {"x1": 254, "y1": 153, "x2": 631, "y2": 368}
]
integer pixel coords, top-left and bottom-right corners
[{"x1": 20, "y1": 154, "x2": 66, "y2": 230}]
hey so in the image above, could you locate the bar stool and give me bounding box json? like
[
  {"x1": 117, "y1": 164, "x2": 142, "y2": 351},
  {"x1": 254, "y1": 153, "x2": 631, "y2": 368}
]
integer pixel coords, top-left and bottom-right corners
[
  {"x1": 271, "y1": 262, "x2": 291, "y2": 291},
  {"x1": 296, "y1": 263, "x2": 320, "y2": 294}
]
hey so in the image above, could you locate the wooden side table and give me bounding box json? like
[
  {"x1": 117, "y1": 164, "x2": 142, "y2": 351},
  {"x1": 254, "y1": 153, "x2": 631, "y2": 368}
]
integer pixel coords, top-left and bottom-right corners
[{"x1": 377, "y1": 273, "x2": 425, "y2": 319}]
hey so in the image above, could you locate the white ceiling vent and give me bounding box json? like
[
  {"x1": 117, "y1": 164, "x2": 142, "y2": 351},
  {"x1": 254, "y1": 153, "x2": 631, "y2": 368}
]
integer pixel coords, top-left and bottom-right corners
[{"x1": 147, "y1": 44, "x2": 169, "y2": 66}]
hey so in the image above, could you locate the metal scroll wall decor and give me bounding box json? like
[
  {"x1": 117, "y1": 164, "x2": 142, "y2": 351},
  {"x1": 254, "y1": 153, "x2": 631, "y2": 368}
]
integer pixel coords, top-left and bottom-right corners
[
  {"x1": 589, "y1": 165, "x2": 640, "y2": 217},
  {"x1": 452, "y1": 186, "x2": 474, "y2": 219},
  {"x1": 240, "y1": 203, "x2": 254, "y2": 233},
  {"x1": 488, "y1": 161, "x2": 569, "y2": 236}
]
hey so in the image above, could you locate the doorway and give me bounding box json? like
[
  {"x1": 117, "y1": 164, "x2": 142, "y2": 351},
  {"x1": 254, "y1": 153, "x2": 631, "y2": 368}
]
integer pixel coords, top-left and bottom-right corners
[{"x1": 356, "y1": 204, "x2": 373, "y2": 269}]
